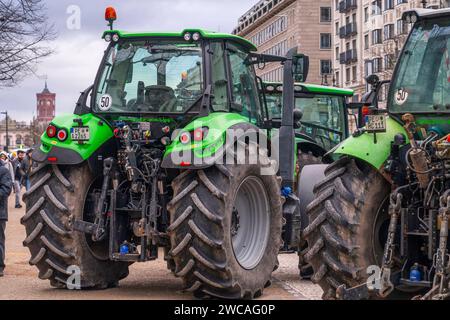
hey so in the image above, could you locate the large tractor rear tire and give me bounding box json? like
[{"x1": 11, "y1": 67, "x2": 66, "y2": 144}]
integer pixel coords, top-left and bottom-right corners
[
  {"x1": 168, "y1": 160, "x2": 283, "y2": 299},
  {"x1": 22, "y1": 163, "x2": 129, "y2": 289},
  {"x1": 303, "y1": 157, "x2": 391, "y2": 299}
]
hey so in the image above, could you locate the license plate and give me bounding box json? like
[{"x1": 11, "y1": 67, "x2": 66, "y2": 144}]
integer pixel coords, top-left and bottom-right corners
[
  {"x1": 366, "y1": 115, "x2": 386, "y2": 133},
  {"x1": 71, "y1": 127, "x2": 90, "y2": 141}
]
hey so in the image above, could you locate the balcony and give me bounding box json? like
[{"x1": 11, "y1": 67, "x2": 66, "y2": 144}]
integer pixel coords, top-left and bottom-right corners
[
  {"x1": 339, "y1": 49, "x2": 357, "y2": 64},
  {"x1": 339, "y1": 22, "x2": 357, "y2": 39},
  {"x1": 338, "y1": 0, "x2": 357, "y2": 13}
]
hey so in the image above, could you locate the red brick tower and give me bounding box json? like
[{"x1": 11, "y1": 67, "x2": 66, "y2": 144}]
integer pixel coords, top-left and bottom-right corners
[{"x1": 36, "y1": 82, "x2": 55, "y2": 123}]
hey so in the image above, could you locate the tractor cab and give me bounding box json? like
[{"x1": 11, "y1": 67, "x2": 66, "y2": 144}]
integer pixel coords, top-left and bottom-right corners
[{"x1": 262, "y1": 82, "x2": 353, "y2": 154}]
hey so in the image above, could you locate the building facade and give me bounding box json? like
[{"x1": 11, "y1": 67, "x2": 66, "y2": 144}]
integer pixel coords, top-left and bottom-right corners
[
  {"x1": 0, "y1": 117, "x2": 33, "y2": 151},
  {"x1": 332, "y1": 0, "x2": 449, "y2": 102},
  {"x1": 233, "y1": 0, "x2": 334, "y2": 85}
]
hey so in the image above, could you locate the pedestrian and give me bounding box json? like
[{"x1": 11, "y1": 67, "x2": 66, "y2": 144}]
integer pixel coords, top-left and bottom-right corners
[
  {"x1": 23, "y1": 149, "x2": 33, "y2": 191},
  {"x1": 0, "y1": 152, "x2": 14, "y2": 183},
  {"x1": 12, "y1": 149, "x2": 26, "y2": 209},
  {"x1": 0, "y1": 157, "x2": 13, "y2": 277}
]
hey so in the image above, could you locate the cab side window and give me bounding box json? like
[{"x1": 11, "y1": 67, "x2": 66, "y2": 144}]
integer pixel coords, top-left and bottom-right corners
[
  {"x1": 210, "y1": 42, "x2": 228, "y2": 112},
  {"x1": 227, "y1": 44, "x2": 261, "y2": 122}
]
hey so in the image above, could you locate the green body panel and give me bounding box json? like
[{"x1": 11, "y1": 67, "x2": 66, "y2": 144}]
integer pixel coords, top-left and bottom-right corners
[
  {"x1": 163, "y1": 112, "x2": 250, "y2": 160},
  {"x1": 40, "y1": 113, "x2": 114, "y2": 160},
  {"x1": 333, "y1": 117, "x2": 409, "y2": 169},
  {"x1": 103, "y1": 29, "x2": 257, "y2": 51}
]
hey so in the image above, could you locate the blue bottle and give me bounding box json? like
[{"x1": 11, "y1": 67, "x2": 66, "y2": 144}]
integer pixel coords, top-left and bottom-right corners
[
  {"x1": 409, "y1": 263, "x2": 421, "y2": 282},
  {"x1": 120, "y1": 242, "x2": 129, "y2": 255}
]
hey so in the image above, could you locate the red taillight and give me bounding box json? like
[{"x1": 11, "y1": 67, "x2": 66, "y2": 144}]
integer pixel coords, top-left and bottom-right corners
[
  {"x1": 48, "y1": 157, "x2": 57, "y2": 163},
  {"x1": 46, "y1": 125, "x2": 57, "y2": 138},
  {"x1": 105, "y1": 7, "x2": 117, "y2": 21},
  {"x1": 362, "y1": 106, "x2": 371, "y2": 117},
  {"x1": 180, "y1": 161, "x2": 191, "y2": 167},
  {"x1": 57, "y1": 129, "x2": 68, "y2": 142},
  {"x1": 180, "y1": 132, "x2": 191, "y2": 144},
  {"x1": 193, "y1": 128, "x2": 204, "y2": 141}
]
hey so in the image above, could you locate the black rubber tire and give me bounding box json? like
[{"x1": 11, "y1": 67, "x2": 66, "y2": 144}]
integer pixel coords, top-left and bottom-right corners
[
  {"x1": 296, "y1": 150, "x2": 324, "y2": 279},
  {"x1": 303, "y1": 156, "x2": 390, "y2": 299},
  {"x1": 167, "y1": 161, "x2": 283, "y2": 299},
  {"x1": 21, "y1": 163, "x2": 129, "y2": 289}
]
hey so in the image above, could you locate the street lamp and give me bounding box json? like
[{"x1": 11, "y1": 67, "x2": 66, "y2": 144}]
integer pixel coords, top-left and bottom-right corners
[{"x1": 1, "y1": 111, "x2": 8, "y2": 153}]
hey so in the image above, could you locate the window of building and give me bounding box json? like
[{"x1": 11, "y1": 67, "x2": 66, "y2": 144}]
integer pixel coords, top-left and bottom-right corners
[
  {"x1": 364, "y1": 7, "x2": 369, "y2": 22},
  {"x1": 250, "y1": 16, "x2": 288, "y2": 46},
  {"x1": 364, "y1": 34, "x2": 369, "y2": 49},
  {"x1": 396, "y1": 0, "x2": 407, "y2": 4},
  {"x1": 372, "y1": 57, "x2": 383, "y2": 73},
  {"x1": 384, "y1": 0, "x2": 394, "y2": 10},
  {"x1": 320, "y1": 33, "x2": 332, "y2": 49},
  {"x1": 346, "y1": 68, "x2": 351, "y2": 83},
  {"x1": 335, "y1": 71, "x2": 340, "y2": 86},
  {"x1": 384, "y1": 54, "x2": 395, "y2": 70},
  {"x1": 352, "y1": 66, "x2": 357, "y2": 81},
  {"x1": 372, "y1": 0, "x2": 382, "y2": 15},
  {"x1": 321, "y1": 60, "x2": 332, "y2": 75},
  {"x1": 396, "y1": 19, "x2": 407, "y2": 35},
  {"x1": 335, "y1": 22, "x2": 340, "y2": 35},
  {"x1": 372, "y1": 29, "x2": 382, "y2": 44},
  {"x1": 335, "y1": 0, "x2": 339, "y2": 10},
  {"x1": 320, "y1": 7, "x2": 331, "y2": 22},
  {"x1": 335, "y1": 46, "x2": 340, "y2": 60},
  {"x1": 384, "y1": 24, "x2": 394, "y2": 40}
]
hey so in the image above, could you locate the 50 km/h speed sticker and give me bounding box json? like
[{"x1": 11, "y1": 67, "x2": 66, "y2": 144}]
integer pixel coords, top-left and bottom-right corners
[{"x1": 99, "y1": 94, "x2": 112, "y2": 111}]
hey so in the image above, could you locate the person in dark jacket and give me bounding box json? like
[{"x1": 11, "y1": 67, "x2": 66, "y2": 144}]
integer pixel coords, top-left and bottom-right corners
[
  {"x1": 0, "y1": 160, "x2": 13, "y2": 277},
  {"x1": 12, "y1": 150, "x2": 26, "y2": 208}
]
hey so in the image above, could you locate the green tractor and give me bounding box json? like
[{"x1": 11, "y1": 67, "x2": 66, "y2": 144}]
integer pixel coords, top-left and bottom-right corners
[
  {"x1": 262, "y1": 82, "x2": 354, "y2": 164},
  {"x1": 301, "y1": 8, "x2": 450, "y2": 300},
  {"x1": 21, "y1": 8, "x2": 309, "y2": 299}
]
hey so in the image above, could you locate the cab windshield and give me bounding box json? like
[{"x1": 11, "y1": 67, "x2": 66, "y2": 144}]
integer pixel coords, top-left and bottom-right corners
[
  {"x1": 93, "y1": 40, "x2": 203, "y2": 113},
  {"x1": 389, "y1": 17, "x2": 450, "y2": 113},
  {"x1": 266, "y1": 92, "x2": 345, "y2": 148}
]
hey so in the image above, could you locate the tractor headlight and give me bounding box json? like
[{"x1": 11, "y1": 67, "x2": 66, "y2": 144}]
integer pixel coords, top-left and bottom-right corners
[
  {"x1": 104, "y1": 34, "x2": 112, "y2": 42},
  {"x1": 112, "y1": 33, "x2": 120, "y2": 42},
  {"x1": 184, "y1": 32, "x2": 192, "y2": 41},
  {"x1": 405, "y1": 14, "x2": 411, "y2": 24},
  {"x1": 410, "y1": 13, "x2": 418, "y2": 24}
]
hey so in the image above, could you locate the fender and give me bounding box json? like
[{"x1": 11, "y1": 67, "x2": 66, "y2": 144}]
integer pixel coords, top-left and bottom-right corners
[
  {"x1": 33, "y1": 113, "x2": 114, "y2": 165},
  {"x1": 333, "y1": 117, "x2": 409, "y2": 170},
  {"x1": 296, "y1": 137, "x2": 331, "y2": 161},
  {"x1": 162, "y1": 112, "x2": 257, "y2": 169}
]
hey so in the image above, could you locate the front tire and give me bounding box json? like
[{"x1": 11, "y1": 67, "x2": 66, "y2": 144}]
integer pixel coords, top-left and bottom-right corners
[
  {"x1": 168, "y1": 161, "x2": 283, "y2": 299},
  {"x1": 22, "y1": 163, "x2": 129, "y2": 289},
  {"x1": 303, "y1": 157, "x2": 390, "y2": 299}
]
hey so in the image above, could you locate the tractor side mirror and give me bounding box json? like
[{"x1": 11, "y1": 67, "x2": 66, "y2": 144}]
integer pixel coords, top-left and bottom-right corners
[{"x1": 292, "y1": 54, "x2": 309, "y2": 83}]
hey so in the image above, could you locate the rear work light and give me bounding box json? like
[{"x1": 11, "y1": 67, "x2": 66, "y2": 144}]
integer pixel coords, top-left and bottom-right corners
[
  {"x1": 180, "y1": 132, "x2": 191, "y2": 144},
  {"x1": 57, "y1": 129, "x2": 68, "y2": 142},
  {"x1": 46, "y1": 125, "x2": 57, "y2": 138},
  {"x1": 193, "y1": 127, "x2": 208, "y2": 142}
]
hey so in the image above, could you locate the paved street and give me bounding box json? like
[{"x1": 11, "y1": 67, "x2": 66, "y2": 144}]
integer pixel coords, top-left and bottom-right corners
[{"x1": 0, "y1": 195, "x2": 322, "y2": 300}]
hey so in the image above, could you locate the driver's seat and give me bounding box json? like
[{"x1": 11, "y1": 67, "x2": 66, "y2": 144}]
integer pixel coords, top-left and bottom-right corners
[{"x1": 145, "y1": 85, "x2": 176, "y2": 112}]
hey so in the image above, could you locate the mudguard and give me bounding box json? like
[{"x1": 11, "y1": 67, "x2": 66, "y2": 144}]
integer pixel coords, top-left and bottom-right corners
[
  {"x1": 297, "y1": 164, "x2": 327, "y2": 229},
  {"x1": 162, "y1": 113, "x2": 256, "y2": 169},
  {"x1": 33, "y1": 113, "x2": 114, "y2": 165},
  {"x1": 333, "y1": 117, "x2": 409, "y2": 170}
]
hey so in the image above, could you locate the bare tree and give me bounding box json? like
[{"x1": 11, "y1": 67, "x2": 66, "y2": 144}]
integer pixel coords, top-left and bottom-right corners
[{"x1": 0, "y1": 0, "x2": 55, "y2": 87}]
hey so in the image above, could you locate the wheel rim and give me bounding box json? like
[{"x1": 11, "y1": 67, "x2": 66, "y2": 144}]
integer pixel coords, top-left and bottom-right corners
[{"x1": 231, "y1": 176, "x2": 270, "y2": 270}]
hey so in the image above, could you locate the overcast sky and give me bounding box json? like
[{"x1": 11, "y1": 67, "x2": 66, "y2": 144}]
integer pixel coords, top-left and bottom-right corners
[{"x1": 0, "y1": 0, "x2": 257, "y2": 122}]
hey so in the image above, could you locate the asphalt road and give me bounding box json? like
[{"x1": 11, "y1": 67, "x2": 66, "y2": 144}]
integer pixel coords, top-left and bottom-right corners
[{"x1": 0, "y1": 195, "x2": 322, "y2": 300}]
